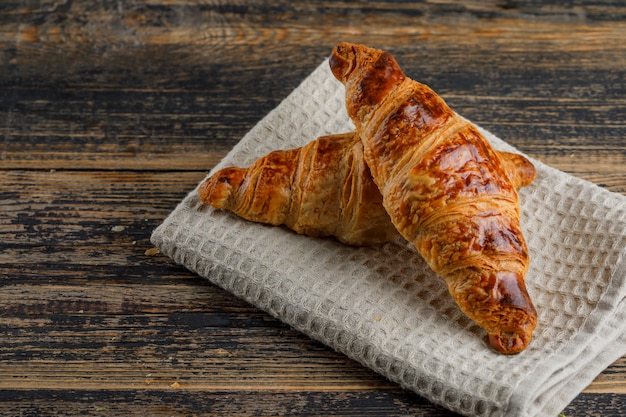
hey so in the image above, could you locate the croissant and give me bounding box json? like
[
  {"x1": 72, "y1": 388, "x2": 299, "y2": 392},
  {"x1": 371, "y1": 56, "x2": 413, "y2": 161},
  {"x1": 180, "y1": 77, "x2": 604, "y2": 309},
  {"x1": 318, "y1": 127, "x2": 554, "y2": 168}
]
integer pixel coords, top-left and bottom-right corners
[
  {"x1": 330, "y1": 42, "x2": 537, "y2": 354},
  {"x1": 198, "y1": 132, "x2": 400, "y2": 246}
]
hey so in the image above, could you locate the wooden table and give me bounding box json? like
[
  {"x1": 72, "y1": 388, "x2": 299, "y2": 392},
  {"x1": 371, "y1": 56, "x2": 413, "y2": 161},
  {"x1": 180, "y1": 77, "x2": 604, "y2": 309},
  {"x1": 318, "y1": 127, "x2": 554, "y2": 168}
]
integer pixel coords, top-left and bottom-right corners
[{"x1": 1, "y1": 1, "x2": 624, "y2": 416}]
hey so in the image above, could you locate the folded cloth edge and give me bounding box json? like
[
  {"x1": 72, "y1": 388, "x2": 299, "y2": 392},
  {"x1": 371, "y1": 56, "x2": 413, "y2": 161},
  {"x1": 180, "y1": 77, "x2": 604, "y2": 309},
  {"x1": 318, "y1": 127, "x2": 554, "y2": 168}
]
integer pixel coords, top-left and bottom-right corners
[{"x1": 473, "y1": 129, "x2": 626, "y2": 417}]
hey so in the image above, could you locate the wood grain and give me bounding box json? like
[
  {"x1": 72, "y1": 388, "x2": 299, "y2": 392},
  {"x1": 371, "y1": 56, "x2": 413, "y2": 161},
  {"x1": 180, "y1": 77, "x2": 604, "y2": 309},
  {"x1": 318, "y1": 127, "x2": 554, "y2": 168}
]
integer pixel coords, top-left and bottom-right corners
[
  {"x1": 1, "y1": 1, "x2": 625, "y2": 416},
  {"x1": 2, "y1": 1, "x2": 625, "y2": 173}
]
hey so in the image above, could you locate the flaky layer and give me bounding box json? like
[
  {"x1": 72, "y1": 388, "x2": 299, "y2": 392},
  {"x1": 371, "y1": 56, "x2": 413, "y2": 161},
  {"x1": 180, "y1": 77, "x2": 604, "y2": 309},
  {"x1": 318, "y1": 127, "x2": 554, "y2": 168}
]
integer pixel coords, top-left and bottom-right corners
[{"x1": 198, "y1": 132, "x2": 400, "y2": 246}]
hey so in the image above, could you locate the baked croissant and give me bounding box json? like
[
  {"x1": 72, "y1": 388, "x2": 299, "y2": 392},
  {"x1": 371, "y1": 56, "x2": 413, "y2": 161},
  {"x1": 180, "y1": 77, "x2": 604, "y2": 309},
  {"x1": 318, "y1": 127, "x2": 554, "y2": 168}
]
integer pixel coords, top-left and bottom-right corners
[
  {"x1": 330, "y1": 42, "x2": 537, "y2": 354},
  {"x1": 198, "y1": 132, "x2": 400, "y2": 246}
]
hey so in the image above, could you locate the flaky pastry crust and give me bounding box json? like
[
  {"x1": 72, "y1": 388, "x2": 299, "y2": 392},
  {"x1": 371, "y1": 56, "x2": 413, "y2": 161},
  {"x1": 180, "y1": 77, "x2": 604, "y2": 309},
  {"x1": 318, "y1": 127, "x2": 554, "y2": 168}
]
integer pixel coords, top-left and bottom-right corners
[{"x1": 330, "y1": 42, "x2": 537, "y2": 354}]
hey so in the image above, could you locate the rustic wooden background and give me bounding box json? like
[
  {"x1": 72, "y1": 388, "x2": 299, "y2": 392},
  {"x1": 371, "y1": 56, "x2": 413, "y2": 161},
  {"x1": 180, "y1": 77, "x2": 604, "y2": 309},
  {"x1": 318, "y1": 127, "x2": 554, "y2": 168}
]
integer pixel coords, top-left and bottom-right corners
[{"x1": 1, "y1": 1, "x2": 625, "y2": 416}]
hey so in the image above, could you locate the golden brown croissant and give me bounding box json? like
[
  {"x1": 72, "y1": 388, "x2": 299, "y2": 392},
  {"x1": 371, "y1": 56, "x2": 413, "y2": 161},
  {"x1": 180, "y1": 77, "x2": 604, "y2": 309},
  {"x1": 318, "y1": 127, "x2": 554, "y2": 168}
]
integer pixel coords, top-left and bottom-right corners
[
  {"x1": 330, "y1": 42, "x2": 537, "y2": 354},
  {"x1": 198, "y1": 132, "x2": 400, "y2": 246}
]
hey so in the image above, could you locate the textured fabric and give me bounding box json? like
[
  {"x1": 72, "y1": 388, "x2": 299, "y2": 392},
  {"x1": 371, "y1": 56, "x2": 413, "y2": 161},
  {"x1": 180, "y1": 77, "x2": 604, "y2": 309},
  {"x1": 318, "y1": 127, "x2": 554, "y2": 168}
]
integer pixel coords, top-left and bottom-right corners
[{"x1": 151, "y1": 60, "x2": 626, "y2": 417}]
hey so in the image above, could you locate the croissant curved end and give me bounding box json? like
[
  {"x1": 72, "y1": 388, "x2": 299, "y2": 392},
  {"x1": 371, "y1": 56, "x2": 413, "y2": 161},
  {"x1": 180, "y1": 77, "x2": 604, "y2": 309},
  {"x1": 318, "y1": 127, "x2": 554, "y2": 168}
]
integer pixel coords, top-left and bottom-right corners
[
  {"x1": 198, "y1": 167, "x2": 245, "y2": 209},
  {"x1": 489, "y1": 331, "x2": 531, "y2": 355},
  {"x1": 330, "y1": 42, "x2": 358, "y2": 83},
  {"x1": 513, "y1": 154, "x2": 537, "y2": 189},
  {"x1": 500, "y1": 151, "x2": 537, "y2": 189}
]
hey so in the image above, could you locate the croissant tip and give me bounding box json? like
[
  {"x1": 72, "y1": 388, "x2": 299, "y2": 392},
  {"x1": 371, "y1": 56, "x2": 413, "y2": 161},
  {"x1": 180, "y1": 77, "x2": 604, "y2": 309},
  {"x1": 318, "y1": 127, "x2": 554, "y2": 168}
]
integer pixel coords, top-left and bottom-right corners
[
  {"x1": 198, "y1": 168, "x2": 244, "y2": 208},
  {"x1": 521, "y1": 159, "x2": 537, "y2": 187},
  {"x1": 197, "y1": 176, "x2": 216, "y2": 205},
  {"x1": 330, "y1": 42, "x2": 356, "y2": 82},
  {"x1": 488, "y1": 331, "x2": 531, "y2": 355}
]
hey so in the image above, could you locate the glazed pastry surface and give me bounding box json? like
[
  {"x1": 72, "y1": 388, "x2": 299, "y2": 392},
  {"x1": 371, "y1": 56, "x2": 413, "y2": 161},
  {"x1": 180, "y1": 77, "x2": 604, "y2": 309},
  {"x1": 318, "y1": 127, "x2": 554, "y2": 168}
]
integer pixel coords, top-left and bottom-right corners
[
  {"x1": 199, "y1": 132, "x2": 400, "y2": 246},
  {"x1": 330, "y1": 42, "x2": 537, "y2": 354}
]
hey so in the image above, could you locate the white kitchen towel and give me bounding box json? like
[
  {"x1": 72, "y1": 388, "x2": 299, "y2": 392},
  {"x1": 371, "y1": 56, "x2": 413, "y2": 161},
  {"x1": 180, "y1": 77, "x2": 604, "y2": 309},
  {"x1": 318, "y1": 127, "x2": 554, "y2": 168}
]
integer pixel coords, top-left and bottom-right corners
[{"x1": 151, "y1": 59, "x2": 626, "y2": 417}]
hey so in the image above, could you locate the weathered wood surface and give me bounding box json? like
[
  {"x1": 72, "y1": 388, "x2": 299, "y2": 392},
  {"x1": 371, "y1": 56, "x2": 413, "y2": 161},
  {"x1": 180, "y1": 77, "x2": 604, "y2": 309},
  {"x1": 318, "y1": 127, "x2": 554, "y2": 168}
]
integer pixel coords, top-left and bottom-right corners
[{"x1": 1, "y1": 1, "x2": 625, "y2": 416}]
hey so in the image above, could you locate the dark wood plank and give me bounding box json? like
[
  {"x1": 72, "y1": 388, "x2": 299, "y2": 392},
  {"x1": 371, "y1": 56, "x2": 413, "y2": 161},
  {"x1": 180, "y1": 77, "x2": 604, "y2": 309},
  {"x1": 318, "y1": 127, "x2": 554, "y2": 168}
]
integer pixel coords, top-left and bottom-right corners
[
  {"x1": 1, "y1": 390, "x2": 624, "y2": 417},
  {"x1": 2, "y1": 1, "x2": 625, "y2": 172},
  {"x1": 0, "y1": 389, "x2": 462, "y2": 417}
]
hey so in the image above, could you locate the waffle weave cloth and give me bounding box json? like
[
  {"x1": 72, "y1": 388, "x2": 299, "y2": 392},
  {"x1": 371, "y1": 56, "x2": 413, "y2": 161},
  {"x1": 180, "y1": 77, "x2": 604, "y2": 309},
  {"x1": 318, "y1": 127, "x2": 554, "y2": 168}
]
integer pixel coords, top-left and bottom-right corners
[{"x1": 151, "y1": 59, "x2": 626, "y2": 417}]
